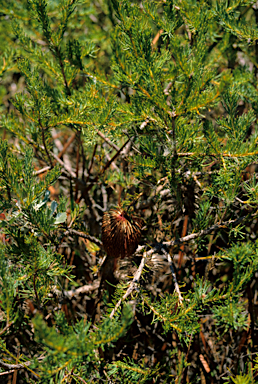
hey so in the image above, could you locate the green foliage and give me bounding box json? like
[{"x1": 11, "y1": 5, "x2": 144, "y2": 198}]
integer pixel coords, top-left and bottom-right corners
[
  {"x1": 225, "y1": 372, "x2": 254, "y2": 384},
  {"x1": 0, "y1": 0, "x2": 258, "y2": 382},
  {"x1": 108, "y1": 357, "x2": 159, "y2": 383},
  {"x1": 31, "y1": 305, "x2": 133, "y2": 381}
]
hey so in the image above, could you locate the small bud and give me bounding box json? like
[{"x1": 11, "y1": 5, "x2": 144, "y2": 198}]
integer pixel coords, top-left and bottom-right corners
[{"x1": 102, "y1": 208, "x2": 143, "y2": 259}]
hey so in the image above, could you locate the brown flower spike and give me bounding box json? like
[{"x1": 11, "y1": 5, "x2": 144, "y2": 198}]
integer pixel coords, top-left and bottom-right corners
[{"x1": 102, "y1": 208, "x2": 143, "y2": 259}]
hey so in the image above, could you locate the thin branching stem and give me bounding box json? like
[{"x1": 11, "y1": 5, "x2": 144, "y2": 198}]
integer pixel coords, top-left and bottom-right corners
[
  {"x1": 161, "y1": 248, "x2": 183, "y2": 304},
  {"x1": 109, "y1": 252, "x2": 147, "y2": 318}
]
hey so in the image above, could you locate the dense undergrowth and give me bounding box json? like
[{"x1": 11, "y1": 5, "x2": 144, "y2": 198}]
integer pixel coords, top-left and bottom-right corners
[{"x1": 1, "y1": 0, "x2": 258, "y2": 383}]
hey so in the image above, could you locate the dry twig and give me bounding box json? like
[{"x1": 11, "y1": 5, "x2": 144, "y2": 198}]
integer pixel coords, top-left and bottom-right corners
[
  {"x1": 161, "y1": 248, "x2": 183, "y2": 304},
  {"x1": 0, "y1": 360, "x2": 30, "y2": 371},
  {"x1": 50, "y1": 279, "x2": 100, "y2": 299},
  {"x1": 109, "y1": 252, "x2": 147, "y2": 318},
  {"x1": 63, "y1": 228, "x2": 102, "y2": 247}
]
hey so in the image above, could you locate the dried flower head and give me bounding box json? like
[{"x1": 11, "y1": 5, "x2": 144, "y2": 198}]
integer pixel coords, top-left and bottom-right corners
[{"x1": 102, "y1": 208, "x2": 143, "y2": 259}]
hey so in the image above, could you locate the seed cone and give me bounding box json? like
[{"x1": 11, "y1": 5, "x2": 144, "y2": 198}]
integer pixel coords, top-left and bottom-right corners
[{"x1": 102, "y1": 208, "x2": 143, "y2": 259}]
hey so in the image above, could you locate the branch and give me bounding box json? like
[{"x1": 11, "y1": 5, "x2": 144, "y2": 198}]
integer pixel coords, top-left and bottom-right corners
[
  {"x1": 55, "y1": 132, "x2": 77, "y2": 162},
  {"x1": 85, "y1": 138, "x2": 130, "y2": 193},
  {"x1": 163, "y1": 214, "x2": 247, "y2": 247},
  {"x1": 34, "y1": 166, "x2": 51, "y2": 176},
  {"x1": 55, "y1": 46, "x2": 71, "y2": 96},
  {"x1": 51, "y1": 151, "x2": 77, "y2": 179},
  {"x1": 152, "y1": 29, "x2": 163, "y2": 47},
  {"x1": 109, "y1": 252, "x2": 147, "y2": 318},
  {"x1": 161, "y1": 248, "x2": 183, "y2": 304},
  {"x1": 109, "y1": 215, "x2": 248, "y2": 318},
  {"x1": 133, "y1": 214, "x2": 249, "y2": 259},
  {"x1": 41, "y1": 127, "x2": 53, "y2": 167},
  {"x1": 0, "y1": 369, "x2": 15, "y2": 376},
  {"x1": 0, "y1": 359, "x2": 40, "y2": 379},
  {"x1": 0, "y1": 321, "x2": 14, "y2": 336},
  {"x1": 34, "y1": 141, "x2": 78, "y2": 179},
  {"x1": 63, "y1": 228, "x2": 102, "y2": 247},
  {"x1": 50, "y1": 279, "x2": 100, "y2": 299},
  {"x1": 97, "y1": 131, "x2": 119, "y2": 151},
  {"x1": 0, "y1": 359, "x2": 30, "y2": 371}
]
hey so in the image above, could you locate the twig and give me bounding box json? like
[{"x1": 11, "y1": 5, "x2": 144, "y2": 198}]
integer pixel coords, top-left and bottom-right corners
[
  {"x1": 199, "y1": 354, "x2": 211, "y2": 373},
  {"x1": 41, "y1": 124, "x2": 53, "y2": 168},
  {"x1": 152, "y1": 29, "x2": 163, "y2": 47},
  {"x1": 131, "y1": 214, "x2": 250, "y2": 267},
  {"x1": 101, "y1": 185, "x2": 108, "y2": 212},
  {"x1": 71, "y1": 373, "x2": 87, "y2": 384},
  {"x1": 85, "y1": 144, "x2": 97, "y2": 184},
  {"x1": 55, "y1": 46, "x2": 71, "y2": 96},
  {"x1": 178, "y1": 215, "x2": 188, "y2": 276},
  {"x1": 75, "y1": 142, "x2": 80, "y2": 200},
  {"x1": 141, "y1": 295, "x2": 182, "y2": 332},
  {"x1": 85, "y1": 139, "x2": 130, "y2": 193},
  {"x1": 109, "y1": 252, "x2": 147, "y2": 318},
  {"x1": 105, "y1": 151, "x2": 120, "y2": 172},
  {"x1": 139, "y1": 119, "x2": 150, "y2": 130},
  {"x1": 34, "y1": 166, "x2": 51, "y2": 176},
  {"x1": 177, "y1": 152, "x2": 194, "y2": 156},
  {"x1": 120, "y1": 135, "x2": 135, "y2": 158},
  {"x1": 50, "y1": 152, "x2": 77, "y2": 179},
  {"x1": 0, "y1": 356, "x2": 40, "y2": 379},
  {"x1": 55, "y1": 132, "x2": 77, "y2": 161},
  {"x1": 133, "y1": 214, "x2": 248, "y2": 260},
  {"x1": 171, "y1": 112, "x2": 177, "y2": 160},
  {"x1": 164, "y1": 82, "x2": 172, "y2": 95},
  {"x1": 0, "y1": 359, "x2": 30, "y2": 370},
  {"x1": 50, "y1": 279, "x2": 100, "y2": 299},
  {"x1": 161, "y1": 248, "x2": 183, "y2": 304},
  {"x1": 163, "y1": 214, "x2": 247, "y2": 247},
  {"x1": 97, "y1": 131, "x2": 119, "y2": 151},
  {"x1": 0, "y1": 369, "x2": 15, "y2": 376},
  {"x1": 0, "y1": 321, "x2": 14, "y2": 336},
  {"x1": 63, "y1": 228, "x2": 102, "y2": 247},
  {"x1": 34, "y1": 141, "x2": 77, "y2": 179}
]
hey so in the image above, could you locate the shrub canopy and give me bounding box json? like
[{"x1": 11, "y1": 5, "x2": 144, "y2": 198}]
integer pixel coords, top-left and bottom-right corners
[{"x1": 1, "y1": 0, "x2": 258, "y2": 383}]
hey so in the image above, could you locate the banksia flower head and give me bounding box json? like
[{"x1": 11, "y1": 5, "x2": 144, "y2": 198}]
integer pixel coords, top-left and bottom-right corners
[{"x1": 102, "y1": 208, "x2": 143, "y2": 259}]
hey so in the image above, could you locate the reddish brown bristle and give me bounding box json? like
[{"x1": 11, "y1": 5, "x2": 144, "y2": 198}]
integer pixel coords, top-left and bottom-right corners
[{"x1": 102, "y1": 208, "x2": 143, "y2": 259}]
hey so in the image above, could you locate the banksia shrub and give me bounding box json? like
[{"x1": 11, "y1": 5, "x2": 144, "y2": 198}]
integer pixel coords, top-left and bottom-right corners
[
  {"x1": 2, "y1": 0, "x2": 258, "y2": 382},
  {"x1": 102, "y1": 208, "x2": 143, "y2": 259}
]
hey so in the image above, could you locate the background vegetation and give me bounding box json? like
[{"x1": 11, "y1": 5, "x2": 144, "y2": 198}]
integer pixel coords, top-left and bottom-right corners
[{"x1": 1, "y1": 0, "x2": 258, "y2": 382}]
